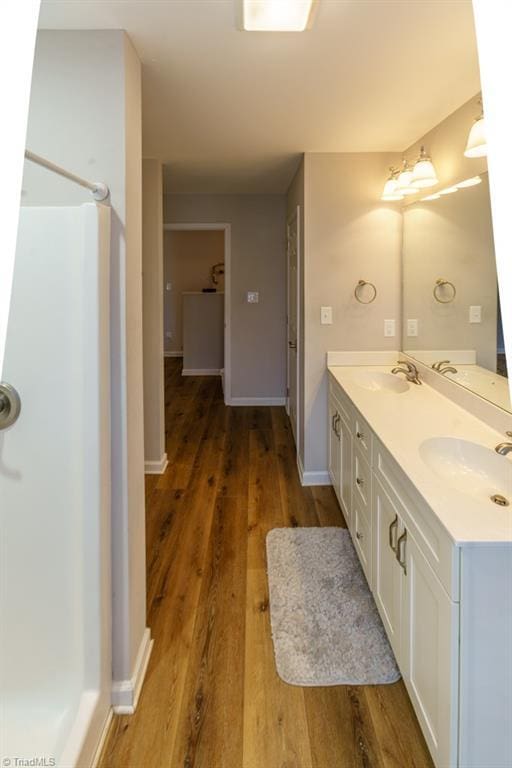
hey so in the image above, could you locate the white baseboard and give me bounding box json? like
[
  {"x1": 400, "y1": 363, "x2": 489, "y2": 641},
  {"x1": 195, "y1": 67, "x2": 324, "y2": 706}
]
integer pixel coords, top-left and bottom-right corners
[
  {"x1": 297, "y1": 453, "x2": 331, "y2": 487},
  {"x1": 90, "y1": 708, "x2": 113, "y2": 768},
  {"x1": 164, "y1": 350, "x2": 183, "y2": 357},
  {"x1": 112, "y1": 628, "x2": 154, "y2": 715},
  {"x1": 227, "y1": 396, "x2": 286, "y2": 406},
  {"x1": 144, "y1": 453, "x2": 168, "y2": 474},
  {"x1": 182, "y1": 368, "x2": 222, "y2": 376}
]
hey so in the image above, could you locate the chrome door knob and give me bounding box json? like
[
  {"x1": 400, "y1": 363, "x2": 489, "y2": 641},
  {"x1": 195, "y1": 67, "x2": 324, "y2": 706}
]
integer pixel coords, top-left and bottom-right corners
[{"x1": 0, "y1": 382, "x2": 21, "y2": 430}]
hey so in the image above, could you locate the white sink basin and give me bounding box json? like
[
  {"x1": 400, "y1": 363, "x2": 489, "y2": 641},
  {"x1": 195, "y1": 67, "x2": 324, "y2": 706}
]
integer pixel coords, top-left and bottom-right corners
[
  {"x1": 419, "y1": 437, "x2": 512, "y2": 503},
  {"x1": 350, "y1": 371, "x2": 410, "y2": 394}
]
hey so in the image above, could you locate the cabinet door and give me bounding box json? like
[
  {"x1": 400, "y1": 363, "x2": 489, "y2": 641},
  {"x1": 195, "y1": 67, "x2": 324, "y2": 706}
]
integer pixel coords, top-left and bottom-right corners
[
  {"x1": 401, "y1": 531, "x2": 459, "y2": 768},
  {"x1": 372, "y1": 478, "x2": 403, "y2": 662},
  {"x1": 338, "y1": 413, "x2": 352, "y2": 528},
  {"x1": 328, "y1": 395, "x2": 341, "y2": 502}
]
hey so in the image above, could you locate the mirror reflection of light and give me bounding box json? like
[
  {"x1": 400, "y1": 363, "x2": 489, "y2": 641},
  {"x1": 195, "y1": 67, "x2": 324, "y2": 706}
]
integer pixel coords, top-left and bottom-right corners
[
  {"x1": 457, "y1": 176, "x2": 482, "y2": 188},
  {"x1": 439, "y1": 186, "x2": 459, "y2": 195}
]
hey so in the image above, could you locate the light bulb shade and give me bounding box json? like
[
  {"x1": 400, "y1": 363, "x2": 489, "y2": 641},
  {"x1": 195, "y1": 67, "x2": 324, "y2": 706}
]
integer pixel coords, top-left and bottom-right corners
[
  {"x1": 411, "y1": 159, "x2": 438, "y2": 188},
  {"x1": 464, "y1": 117, "x2": 487, "y2": 158},
  {"x1": 381, "y1": 174, "x2": 405, "y2": 200},
  {"x1": 382, "y1": 177, "x2": 398, "y2": 196}
]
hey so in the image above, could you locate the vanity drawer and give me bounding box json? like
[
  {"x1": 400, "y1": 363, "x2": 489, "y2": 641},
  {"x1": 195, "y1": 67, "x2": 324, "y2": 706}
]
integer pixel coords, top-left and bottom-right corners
[
  {"x1": 353, "y1": 500, "x2": 372, "y2": 587},
  {"x1": 353, "y1": 446, "x2": 371, "y2": 515},
  {"x1": 373, "y1": 437, "x2": 459, "y2": 600},
  {"x1": 354, "y1": 410, "x2": 372, "y2": 461}
]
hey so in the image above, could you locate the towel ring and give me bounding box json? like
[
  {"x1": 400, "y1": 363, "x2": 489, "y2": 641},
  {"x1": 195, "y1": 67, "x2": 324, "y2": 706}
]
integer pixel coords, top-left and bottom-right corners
[
  {"x1": 354, "y1": 279, "x2": 377, "y2": 304},
  {"x1": 433, "y1": 278, "x2": 456, "y2": 304}
]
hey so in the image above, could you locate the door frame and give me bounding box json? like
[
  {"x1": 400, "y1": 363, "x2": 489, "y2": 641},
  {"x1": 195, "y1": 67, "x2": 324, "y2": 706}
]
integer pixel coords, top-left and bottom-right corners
[
  {"x1": 163, "y1": 222, "x2": 232, "y2": 404},
  {"x1": 286, "y1": 206, "x2": 300, "y2": 450}
]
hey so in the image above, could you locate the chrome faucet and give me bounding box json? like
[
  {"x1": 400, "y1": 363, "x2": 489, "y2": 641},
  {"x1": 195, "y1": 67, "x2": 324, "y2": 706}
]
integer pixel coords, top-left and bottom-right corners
[
  {"x1": 391, "y1": 360, "x2": 422, "y2": 385},
  {"x1": 432, "y1": 360, "x2": 458, "y2": 375},
  {"x1": 495, "y1": 432, "x2": 512, "y2": 456}
]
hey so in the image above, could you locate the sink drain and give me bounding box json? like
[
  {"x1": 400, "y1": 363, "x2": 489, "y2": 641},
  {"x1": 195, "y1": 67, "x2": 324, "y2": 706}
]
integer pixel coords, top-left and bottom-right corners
[{"x1": 491, "y1": 494, "x2": 510, "y2": 507}]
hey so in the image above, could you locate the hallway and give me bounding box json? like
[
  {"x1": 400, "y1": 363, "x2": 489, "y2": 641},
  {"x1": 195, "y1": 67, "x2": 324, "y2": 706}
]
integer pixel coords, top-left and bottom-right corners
[{"x1": 99, "y1": 358, "x2": 433, "y2": 768}]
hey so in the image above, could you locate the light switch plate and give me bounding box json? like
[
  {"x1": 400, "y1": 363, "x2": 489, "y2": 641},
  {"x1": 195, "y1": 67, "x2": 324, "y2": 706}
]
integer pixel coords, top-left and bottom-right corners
[
  {"x1": 407, "y1": 319, "x2": 418, "y2": 337},
  {"x1": 247, "y1": 291, "x2": 259, "y2": 303},
  {"x1": 384, "y1": 319, "x2": 396, "y2": 337},
  {"x1": 166, "y1": 282, "x2": 172, "y2": 291},
  {"x1": 320, "y1": 306, "x2": 333, "y2": 325},
  {"x1": 469, "y1": 305, "x2": 482, "y2": 323}
]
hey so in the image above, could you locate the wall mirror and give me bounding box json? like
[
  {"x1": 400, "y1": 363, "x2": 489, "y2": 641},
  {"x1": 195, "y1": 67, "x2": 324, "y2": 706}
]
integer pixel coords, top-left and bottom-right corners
[{"x1": 402, "y1": 171, "x2": 510, "y2": 413}]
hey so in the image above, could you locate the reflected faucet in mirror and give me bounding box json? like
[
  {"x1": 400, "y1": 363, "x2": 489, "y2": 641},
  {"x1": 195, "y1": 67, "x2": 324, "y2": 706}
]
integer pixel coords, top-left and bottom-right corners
[
  {"x1": 391, "y1": 360, "x2": 422, "y2": 385},
  {"x1": 432, "y1": 360, "x2": 458, "y2": 375}
]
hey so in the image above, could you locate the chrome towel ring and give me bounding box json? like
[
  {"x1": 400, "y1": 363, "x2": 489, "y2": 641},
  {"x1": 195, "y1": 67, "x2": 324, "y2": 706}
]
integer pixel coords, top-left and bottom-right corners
[
  {"x1": 433, "y1": 278, "x2": 456, "y2": 304},
  {"x1": 354, "y1": 279, "x2": 377, "y2": 304}
]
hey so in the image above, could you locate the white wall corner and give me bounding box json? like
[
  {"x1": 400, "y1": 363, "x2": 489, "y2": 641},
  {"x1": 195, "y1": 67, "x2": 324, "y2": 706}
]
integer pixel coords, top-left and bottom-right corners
[
  {"x1": 297, "y1": 452, "x2": 331, "y2": 487},
  {"x1": 144, "y1": 453, "x2": 168, "y2": 475},
  {"x1": 112, "y1": 627, "x2": 153, "y2": 715}
]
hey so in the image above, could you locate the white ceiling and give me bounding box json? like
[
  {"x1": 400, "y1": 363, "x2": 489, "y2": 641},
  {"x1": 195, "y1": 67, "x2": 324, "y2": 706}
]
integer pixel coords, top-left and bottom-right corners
[{"x1": 39, "y1": 0, "x2": 481, "y2": 194}]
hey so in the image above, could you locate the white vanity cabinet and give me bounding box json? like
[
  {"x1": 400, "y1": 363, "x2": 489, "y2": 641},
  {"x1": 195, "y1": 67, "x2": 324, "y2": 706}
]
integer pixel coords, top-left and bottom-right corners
[
  {"x1": 327, "y1": 373, "x2": 465, "y2": 768},
  {"x1": 328, "y1": 385, "x2": 352, "y2": 528}
]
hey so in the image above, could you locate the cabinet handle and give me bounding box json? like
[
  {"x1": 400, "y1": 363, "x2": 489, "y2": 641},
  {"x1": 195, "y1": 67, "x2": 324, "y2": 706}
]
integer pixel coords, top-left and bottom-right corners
[
  {"x1": 356, "y1": 531, "x2": 363, "y2": 540},
  {"x1": 332, "y1": 413, "x2": 337, "y2": 433},
  {"x1": 356, "y1": 431, "x2": 364, "y2": 440},
  {"x1": 396, "y1": 529, "x2": 407, "y2": 574},
  {"x1": 335, "y1": 414, "x2": 341, "y2": 440},
  {"x1": 356, "y1": 477, "x2": 364, "y2": 486},
  {"x1": 388, "y1": 514, "x2": 398, "y2": 553}
]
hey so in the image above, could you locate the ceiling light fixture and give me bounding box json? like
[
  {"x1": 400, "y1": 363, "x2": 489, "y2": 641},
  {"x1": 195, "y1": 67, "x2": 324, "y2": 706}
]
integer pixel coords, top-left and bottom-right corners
[
  {"x1": 381, "y1": 168, "x2": 404, "y2": 201},
  {"x1": 456, "y1": 176, "x2": 482, "y2": 188},
  {"x1": 411, "y1": 146, "x2": 438, "y2": 189},
  {"x1": 464, "y1": 100, "x2": 487, "y2": 158},
  {"x1": 240, "y1": 0, "x2": 316, "y2": 31}
]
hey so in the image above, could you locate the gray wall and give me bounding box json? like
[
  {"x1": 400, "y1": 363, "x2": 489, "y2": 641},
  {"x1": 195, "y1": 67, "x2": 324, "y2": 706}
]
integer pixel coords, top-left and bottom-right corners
[
  {"x1": 297, "y1": 153, "x2": 402, "y2": 475},
  {"x1": 164, "y1": 194, "x2": 287, "y2": 400},
  {"x1": 142, "y1": 159, "x2": 166, "y2": 466},
  {"x1": 25, "y1": 30, "x2": 147, "y2": 690}
]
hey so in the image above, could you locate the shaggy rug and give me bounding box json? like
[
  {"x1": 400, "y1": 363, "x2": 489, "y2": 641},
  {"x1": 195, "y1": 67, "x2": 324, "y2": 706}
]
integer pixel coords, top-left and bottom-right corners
[{"x1": 266, "y1": 527, "x2": 400, "y2": 686}]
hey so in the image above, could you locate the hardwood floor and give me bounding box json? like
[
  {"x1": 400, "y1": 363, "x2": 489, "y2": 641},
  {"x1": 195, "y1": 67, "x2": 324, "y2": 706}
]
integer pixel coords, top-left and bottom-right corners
[{"x1": 99, "y1": 358, "x2": 434, "y2": 768}]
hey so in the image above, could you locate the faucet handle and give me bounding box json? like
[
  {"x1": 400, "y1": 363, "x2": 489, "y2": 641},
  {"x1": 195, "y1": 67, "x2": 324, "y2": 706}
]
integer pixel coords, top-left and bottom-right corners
[
  {"x1": 397, "y1": 359, "x2": 416, "y2": 372},
  {"x1": 506, "y1": 431, "x2": 512, "y2": 438},
  {"x1": 432, "y1": 360, "x2": 450, "y2": 371}
]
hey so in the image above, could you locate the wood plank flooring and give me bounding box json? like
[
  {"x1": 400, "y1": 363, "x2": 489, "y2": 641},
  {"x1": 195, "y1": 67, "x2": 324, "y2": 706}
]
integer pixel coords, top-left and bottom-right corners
[{"x1": 99, "y1": 358, "x2": 434, "y2": 768}]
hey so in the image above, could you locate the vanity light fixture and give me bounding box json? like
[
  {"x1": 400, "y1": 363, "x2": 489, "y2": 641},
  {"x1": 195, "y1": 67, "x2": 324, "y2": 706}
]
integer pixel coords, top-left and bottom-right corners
[
  {"x1": 457, "y1": 175, "x2": 482, "y2": 188},
  {"x1": 381, "y1": 168, "x2": 404, "y2": 201},
  {"x1": 411, "y1": 146, "x2": 438, "y2": 189},
  {"x1": 397, "y1": 159, "x2": 418, "y2": 195},
  {"x1": 420, "y1": 193, "x2": 441, "y2": 201},
  {"x1": 464, "y1": 100, "x2": 487, "y2": 158},
  {"x1": 240, "y1": 0, "x2": 316, "y2": 31},
  {"x1": 439, "y1": 186, "x2": 458, "y2": 195}
]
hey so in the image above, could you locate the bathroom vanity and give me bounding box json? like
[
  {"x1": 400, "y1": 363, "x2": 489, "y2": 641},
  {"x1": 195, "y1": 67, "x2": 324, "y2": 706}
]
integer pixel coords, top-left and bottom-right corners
[{"x1": 327, "y1": 357, "x2": 511, "y2": 768}]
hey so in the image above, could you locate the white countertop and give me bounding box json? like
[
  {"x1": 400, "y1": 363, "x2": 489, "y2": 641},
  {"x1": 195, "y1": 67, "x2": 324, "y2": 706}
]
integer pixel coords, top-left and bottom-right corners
[{"x1": 328, "y1": 365, "x2": 512, "y2": 546}]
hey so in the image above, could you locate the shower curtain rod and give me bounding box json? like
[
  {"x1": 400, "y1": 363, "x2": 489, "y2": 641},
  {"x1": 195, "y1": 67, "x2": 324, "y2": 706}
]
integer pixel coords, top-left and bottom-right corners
[{"x1": 24, "y1": 150, "x2": 110, "y2": 201}]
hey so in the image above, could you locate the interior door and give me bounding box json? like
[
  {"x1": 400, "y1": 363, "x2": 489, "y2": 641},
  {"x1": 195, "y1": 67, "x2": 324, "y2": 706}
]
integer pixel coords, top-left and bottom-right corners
[{"x1": 287, "y1": 208, "x2": 299, "y2": 446}]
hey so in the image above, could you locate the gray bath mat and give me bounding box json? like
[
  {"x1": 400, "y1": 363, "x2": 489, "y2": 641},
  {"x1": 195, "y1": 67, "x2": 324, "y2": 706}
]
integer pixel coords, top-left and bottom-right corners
[{"x1": 266, "y1": 527, "x2": 400, "y2": 686}]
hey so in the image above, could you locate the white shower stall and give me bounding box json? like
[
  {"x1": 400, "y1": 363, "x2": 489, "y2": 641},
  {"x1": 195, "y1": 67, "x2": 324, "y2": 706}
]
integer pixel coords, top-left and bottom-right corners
[{"x1": 0, "y1": 200, "x2": 112, "y2": 766}]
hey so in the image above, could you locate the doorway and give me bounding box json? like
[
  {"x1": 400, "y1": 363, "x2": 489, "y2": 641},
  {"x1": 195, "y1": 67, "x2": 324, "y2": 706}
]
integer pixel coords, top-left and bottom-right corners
[
  {"x1": 163, "y1": 223, "x2": 231, "y2": 402},
  {"x1": 287, "y1": 206, "x2": 300, "y2": 448}
]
